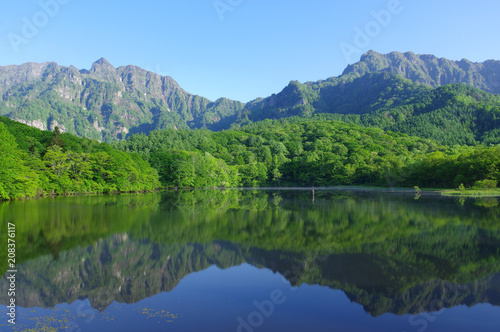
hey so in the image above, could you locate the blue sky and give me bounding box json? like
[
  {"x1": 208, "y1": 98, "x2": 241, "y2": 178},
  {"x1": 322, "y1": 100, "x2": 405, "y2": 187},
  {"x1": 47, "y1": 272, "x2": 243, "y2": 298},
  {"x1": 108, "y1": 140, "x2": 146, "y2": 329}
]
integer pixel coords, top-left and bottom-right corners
[{"x1": 1, "y1": 0, "x2": 500, "y2": 102}]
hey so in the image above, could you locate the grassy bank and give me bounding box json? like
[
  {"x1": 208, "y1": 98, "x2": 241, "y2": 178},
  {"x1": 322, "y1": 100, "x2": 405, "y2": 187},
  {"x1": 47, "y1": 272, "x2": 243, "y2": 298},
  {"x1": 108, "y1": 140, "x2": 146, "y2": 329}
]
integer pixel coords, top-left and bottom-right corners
[{"x1": 440, "y1": 188, "x2": 500, "y2": 197}]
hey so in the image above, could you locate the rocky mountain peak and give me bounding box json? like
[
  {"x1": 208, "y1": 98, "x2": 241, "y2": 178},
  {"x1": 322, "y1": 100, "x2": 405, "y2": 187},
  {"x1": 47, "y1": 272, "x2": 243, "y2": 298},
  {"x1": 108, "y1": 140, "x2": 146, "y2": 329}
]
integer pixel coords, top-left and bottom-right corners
[
  {"x1": 342, "y1": 50, "x2": 500, "y2": 93},
  {"x1": 92, "y1": 57, "x2": 113, "y2": 68},
  {"x1": 90, "y1": 57, "x2": 116, "y2": 76}
]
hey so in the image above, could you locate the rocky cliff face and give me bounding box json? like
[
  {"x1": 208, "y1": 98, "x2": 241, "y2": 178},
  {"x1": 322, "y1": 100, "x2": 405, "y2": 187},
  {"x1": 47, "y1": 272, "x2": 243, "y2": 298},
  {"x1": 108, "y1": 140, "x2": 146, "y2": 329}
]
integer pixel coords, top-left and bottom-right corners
[
  {"x1": 342, "y1": 50, "x2": 500, "y2": 93},
  {"x1": 1, "y1": 51, "x2": 500, "y2": 140},
  {"x1": 0, "y1": 58, "x2": 245, "y2": 140}
]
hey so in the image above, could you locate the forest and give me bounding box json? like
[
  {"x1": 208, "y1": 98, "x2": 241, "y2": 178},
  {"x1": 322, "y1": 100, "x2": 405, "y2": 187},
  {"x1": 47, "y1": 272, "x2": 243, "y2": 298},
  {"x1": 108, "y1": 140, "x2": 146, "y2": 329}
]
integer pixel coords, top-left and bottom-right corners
[
  {"x1": 115, "y1": 119, "x2": 499, "y2": 190},
  {"x1": 1, "y1": 112, "x2": 499, "y2": 201},
  {"x1": 0, "y1": 116, "x2": 160, "y2": 200}
]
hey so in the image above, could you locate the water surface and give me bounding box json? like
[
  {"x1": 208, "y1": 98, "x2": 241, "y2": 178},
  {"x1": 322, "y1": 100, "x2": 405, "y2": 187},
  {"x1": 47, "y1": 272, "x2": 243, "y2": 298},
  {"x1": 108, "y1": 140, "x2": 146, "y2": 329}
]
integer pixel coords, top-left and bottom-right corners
[{"x1": 0, "y1": 189, "x2": 499, "y2": 331}]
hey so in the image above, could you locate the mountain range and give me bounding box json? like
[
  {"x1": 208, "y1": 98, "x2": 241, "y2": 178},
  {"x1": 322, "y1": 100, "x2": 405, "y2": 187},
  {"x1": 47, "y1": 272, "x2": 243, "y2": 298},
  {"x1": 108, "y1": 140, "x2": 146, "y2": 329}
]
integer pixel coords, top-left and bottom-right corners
[
  {"x1": 1, "y1": 50, "x2": 500, "y2": 143},
  {"x1": 0, "y1": 57, "x2": 244, "y2": 140},
  {"x1": 343, "y1": 50, "x2": 500, "y2": 93}
]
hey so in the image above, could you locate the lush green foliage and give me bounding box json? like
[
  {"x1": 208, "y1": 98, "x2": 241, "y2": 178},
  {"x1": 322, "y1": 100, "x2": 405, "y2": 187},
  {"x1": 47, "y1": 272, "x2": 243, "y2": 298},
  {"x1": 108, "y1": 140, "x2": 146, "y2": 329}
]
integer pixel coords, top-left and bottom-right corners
[
  {"x1": 3, "y1": 68, "x2": 500, "y2": 192},
  {"x1": 149, "y1": 150, "x2": 238, "y2": 188},
  {"x1": 404, "y1": 147, "x2": 500, "y2": 188},
  {"x1": 0, "y1": 116, "x2": 160, "y2": 200},
  {"x1": 115, "y1": 119, "x2": 500, "y2": 189},
  {"x1": 330, "y1": 83, "x2": 500, "y2": 146},
  {"x1": 0, "y1": 122, "x2": 40, "y2": 199}
]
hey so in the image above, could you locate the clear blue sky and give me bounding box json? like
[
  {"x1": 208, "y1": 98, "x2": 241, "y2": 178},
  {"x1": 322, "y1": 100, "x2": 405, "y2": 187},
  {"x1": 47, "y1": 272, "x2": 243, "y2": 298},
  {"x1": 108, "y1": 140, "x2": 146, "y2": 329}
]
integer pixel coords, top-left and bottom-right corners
[{"x1": 1, "y1": 0, "x2": 500, "y2": 102}]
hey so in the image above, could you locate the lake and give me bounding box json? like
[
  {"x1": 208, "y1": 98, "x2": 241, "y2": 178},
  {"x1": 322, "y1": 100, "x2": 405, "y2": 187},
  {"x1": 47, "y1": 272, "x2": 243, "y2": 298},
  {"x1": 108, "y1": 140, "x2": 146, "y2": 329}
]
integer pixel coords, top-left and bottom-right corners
[{"x1": 0, "y1": 189, "x2": 499, "y2": 331}]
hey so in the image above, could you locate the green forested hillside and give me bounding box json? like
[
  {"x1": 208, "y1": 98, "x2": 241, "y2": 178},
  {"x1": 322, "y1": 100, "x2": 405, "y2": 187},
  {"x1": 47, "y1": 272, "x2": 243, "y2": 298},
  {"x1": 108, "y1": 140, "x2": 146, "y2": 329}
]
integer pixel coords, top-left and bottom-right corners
[
  {"x1": 0, "y1": 116, "x2": 159, "y2": 200},
  {"x1": 115, "y1": 119, "x2": 500, "y2": 189},
  {"x1": 312, "y1": 83, "x2": 500, "y2": 146},
  {"x1": 2, "y1": 52, "x2": 500, "y2": 198},
  {"x1": 237, "y1": 74, "x2": 500, "y2": 146},
  {"x1": 1, "y1": 114, "x2": 498, "y2": 201}
]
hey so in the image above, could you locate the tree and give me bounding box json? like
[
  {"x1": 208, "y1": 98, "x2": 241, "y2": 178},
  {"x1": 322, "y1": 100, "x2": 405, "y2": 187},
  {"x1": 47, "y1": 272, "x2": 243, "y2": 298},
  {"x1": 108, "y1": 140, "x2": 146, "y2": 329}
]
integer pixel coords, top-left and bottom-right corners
[{"x1": 48, "y1": 126, "x2": 65, "y2": 149}]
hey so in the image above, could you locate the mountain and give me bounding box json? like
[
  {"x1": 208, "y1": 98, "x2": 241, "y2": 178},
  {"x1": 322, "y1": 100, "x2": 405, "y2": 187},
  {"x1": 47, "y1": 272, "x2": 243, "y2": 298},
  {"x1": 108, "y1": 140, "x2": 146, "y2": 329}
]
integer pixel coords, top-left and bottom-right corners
[
  {"x1": 0, "y1": 58, "x2": 244, "y2": 141},
  {"x1": 1, "y1": 51, "x2": 500, "y2": 143},
  {"x1": 236, "y1": 72, "x2": 500, "y2": 145},
  {"x1": 233, "y1": 51, "x2": 500, "y2": 145},
  {"x1": 343, "y1": 50, "x2": 500, "y2": 94}
]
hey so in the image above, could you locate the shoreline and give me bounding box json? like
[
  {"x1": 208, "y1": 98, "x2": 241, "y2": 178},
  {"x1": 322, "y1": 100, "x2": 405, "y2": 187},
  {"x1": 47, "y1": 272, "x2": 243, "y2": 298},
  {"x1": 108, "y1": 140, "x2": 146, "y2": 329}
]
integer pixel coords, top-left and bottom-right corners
[
  {"x1": 439, "y1": 189, "x2": 500, "y2": 197},
  {"x1": 185, "y1": 185, "x2": 500, "y2": 197},
  {"x1": 2, "y1": 185, "x2": 500, "y2": 203}
]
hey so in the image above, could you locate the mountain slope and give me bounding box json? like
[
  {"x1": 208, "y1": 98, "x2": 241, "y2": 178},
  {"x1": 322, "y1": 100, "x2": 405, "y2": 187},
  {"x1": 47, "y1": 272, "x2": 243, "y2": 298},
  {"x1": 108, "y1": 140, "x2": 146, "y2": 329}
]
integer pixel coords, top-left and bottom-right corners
[
  {"x1": 1, "y1": 51, "x2": 500, "y2": 143},
  {"x1": 235, "y1": 73, "x2": 500, "y2": 145},
  {"x1": 342, "y1": 50, "x2": 500, "y2": 93},
  {"x1": 0, "y1": 58, "x2": 244, "y2": 141},
  {"x1": 236, "y1": 50, "x2": 500, "y2": 125}
]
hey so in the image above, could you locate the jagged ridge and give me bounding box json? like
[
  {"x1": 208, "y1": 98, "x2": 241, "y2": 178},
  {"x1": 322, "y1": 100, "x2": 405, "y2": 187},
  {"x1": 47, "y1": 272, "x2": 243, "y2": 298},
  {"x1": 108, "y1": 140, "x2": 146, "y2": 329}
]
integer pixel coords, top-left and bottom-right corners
[
  {"x1": 0, "y1": 58, "x2": 244, "y2": 140},
  {"x1": 1, "y1": 51, "x2": 500, "y2": 142}
]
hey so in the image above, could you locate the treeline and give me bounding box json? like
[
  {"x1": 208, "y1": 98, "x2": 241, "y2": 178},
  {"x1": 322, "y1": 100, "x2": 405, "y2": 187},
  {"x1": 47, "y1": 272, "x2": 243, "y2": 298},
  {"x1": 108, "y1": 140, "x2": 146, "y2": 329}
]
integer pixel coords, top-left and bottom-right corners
[
  {"x1": 0, "y1": 117, "x2": 159, "y2": 200},
  {"x1": 115, "y1": 119, "x2": 500, "y2": 189}
]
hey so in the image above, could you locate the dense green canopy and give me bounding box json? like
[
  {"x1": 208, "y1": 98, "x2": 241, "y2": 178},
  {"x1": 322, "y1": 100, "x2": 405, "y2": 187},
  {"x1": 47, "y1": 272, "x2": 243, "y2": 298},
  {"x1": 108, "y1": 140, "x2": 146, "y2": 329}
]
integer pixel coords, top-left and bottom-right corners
[
  {"x1": 115, "y1": 119, "x2": 500, "y2": 189},
  {"x1": 0, "y1": 116, "x2": 160, "y2": 200},
  {"x1": 1, "y1": 111, "x2": 499, "y2": 200}
]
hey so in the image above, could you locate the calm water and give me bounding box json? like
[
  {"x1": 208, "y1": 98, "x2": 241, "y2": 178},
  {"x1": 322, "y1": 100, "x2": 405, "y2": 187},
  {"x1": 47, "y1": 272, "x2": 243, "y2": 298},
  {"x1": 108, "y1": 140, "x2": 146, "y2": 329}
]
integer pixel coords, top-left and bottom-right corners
[{"x1": 0, "y1": 189, "x2": 499, "y2": 331}]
